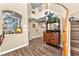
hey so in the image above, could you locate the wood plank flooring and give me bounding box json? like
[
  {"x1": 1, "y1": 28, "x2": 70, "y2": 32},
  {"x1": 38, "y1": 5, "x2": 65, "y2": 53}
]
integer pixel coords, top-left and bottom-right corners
[{"x1": 1, "y1": 37, "x2": 62, "y2": 56}]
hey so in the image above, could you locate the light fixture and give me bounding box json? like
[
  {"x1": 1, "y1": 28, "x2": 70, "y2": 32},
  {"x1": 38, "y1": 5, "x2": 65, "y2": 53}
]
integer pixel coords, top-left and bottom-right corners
[
  {"x1": 16, "y1": 25, "x2": 22, "y2": 33},
  {"x1": 16, "y1": 18, "x2": 22, "y2": 33}
]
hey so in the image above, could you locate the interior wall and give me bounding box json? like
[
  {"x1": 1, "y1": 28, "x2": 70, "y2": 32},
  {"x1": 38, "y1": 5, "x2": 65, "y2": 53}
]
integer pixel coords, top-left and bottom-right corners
[
  {"x1": 70, "y1": 11, "x2": 79, "y2": 19},
  {"x1": 27, "y1": 3, "x2": 32, "y2": 18},
  {"x1": 0, "y1": 11, "x2": 3, "y2": 35},
  {"x1": 62, "y1": 3, "x2": 79, "y2": 16},
  {"x1": 27, "y1": 3, "x2": 66, "y2": 44},
  {"x1": 29, "y1": 20, "x2": 43, "y2": 40},
  {"x1": 27, "y1": 3, "x2": 43, "y2": 40},
  {"x1": 0, "y1": 11, "x2": 3, "y2": 54},
  {"x1": 0, "y1": 3, "x2": 29, "y2": 54}
]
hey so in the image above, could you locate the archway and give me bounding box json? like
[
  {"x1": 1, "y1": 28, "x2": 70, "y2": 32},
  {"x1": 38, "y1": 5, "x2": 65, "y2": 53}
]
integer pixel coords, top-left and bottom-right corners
[{"x1": 28, "y1": 3, "x2": 68, "y2": 56}]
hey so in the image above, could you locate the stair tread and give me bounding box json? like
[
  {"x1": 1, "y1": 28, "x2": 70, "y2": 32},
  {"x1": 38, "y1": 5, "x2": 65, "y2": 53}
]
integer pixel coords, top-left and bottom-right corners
[
  {"x1": 71, "y1": 47, "x2": 79, "y2": 52},
  {"x1": 71, "y1": 40, "x2": 79, "y2": 43}
]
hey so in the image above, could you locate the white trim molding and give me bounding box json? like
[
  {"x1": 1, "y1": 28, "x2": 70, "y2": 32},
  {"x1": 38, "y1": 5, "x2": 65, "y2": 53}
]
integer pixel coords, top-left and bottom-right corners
[{"x1": 31, "y1": 36, "x2": 41, "y2": 39}]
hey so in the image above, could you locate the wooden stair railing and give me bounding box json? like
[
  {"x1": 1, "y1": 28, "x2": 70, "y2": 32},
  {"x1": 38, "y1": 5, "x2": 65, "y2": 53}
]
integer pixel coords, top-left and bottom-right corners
[{"x1": 0, "y1": 34, "x2": 5, "y2": 46}]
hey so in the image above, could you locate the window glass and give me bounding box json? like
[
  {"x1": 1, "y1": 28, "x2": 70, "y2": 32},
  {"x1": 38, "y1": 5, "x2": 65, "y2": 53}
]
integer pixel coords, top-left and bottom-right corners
[{"x1": 2, "y1": 10, "x2": 22, "y2": 34}]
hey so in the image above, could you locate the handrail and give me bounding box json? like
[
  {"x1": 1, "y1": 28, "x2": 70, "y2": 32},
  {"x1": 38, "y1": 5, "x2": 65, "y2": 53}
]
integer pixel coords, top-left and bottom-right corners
[{"x1": 0, "y1": 34, "x2": 4, "y2": 46}]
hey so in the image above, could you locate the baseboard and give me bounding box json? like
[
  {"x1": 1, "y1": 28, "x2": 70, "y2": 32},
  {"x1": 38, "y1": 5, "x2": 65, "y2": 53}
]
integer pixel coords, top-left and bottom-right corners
[
  {"x1": 31, "y1": 36, "x2": 41, "y2": 39},
  {"x1": 0, "y1": 42, "x2": 29, "y2": 55}
]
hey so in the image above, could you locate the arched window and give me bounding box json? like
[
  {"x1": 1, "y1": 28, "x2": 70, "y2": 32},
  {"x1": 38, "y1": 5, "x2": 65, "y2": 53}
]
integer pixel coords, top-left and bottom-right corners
[{"x1": 2, "y1": 10, "x2": 22, "y2": 34}]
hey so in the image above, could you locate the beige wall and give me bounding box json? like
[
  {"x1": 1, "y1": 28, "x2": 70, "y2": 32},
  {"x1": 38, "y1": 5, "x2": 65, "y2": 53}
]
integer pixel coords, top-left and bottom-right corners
[
  {"x1": 29, "y1": 20, "x2": 43, "y2": 40},
  {"x1": 0, "y1": 3, "x2": 29, "y2": 54},
  {"x1": 0, "y1": 10, "x2": 3, "y2": 35},
  {"x1": 27, "y1": 3, "x2": 32, "y2": 18},
  {"x1": 27, "y1": 3, "x2": 43, "y2": 40},
  {"x1": 0, "y1": 11, "x2": 3, "y2": 54}
]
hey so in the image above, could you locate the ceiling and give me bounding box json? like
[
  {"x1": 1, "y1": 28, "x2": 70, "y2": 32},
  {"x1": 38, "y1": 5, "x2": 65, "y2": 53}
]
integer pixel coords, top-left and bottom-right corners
[
  {"x1": 27, "y1": 3, "x2": 79, "y2": 19},
  {"x1": 31, "y1": 3, "x2": 42, "y2": 9}
]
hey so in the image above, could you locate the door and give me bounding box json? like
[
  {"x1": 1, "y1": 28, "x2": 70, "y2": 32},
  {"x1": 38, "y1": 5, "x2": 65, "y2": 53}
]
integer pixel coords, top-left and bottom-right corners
[{"x1": 71, "y1": 21, "x2": 79, "y2": 56}]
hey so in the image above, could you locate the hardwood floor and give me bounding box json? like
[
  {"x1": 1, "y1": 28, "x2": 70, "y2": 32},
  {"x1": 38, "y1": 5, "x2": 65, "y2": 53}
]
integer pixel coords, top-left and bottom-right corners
[{"x1": 2, "y1": 37, "x2": 62, "y2": 56}]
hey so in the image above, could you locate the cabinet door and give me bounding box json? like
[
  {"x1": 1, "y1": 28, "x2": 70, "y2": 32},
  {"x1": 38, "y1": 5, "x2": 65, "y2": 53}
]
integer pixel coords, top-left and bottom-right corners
[{"x1": 50, "y1": 32, "x2": 59, "y2": 46}]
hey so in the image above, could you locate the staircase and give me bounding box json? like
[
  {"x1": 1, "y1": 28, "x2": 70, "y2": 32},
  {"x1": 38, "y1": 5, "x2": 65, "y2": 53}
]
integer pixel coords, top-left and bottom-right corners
[{"x1": 71, "y1": 21, "x2": 79, "y2": 56}]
